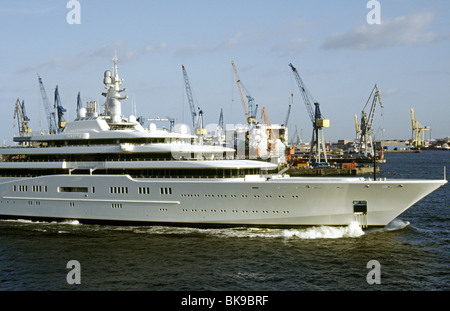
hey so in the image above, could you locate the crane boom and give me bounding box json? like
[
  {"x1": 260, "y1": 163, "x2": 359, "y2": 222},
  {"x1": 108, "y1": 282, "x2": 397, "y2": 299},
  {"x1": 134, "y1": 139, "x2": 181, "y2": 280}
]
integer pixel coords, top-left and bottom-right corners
[
  {"x1": 232, "y1": 61, "x2": 249, "y2": 120},
  {"x1": 231, "y1": 61, "x2": 257, "y2": 125},
  {"x1": 181, "y1": 64, "x2": 197, "y2": 129},
  {"x1": 289, "y1": 63, "x2": 315, "y2": 124},
  {"x1": 362, "y1": 84, "x2": 383, "y2": 136},
  {"x1": 283, "y1": 93, "x2": 293, "y2": 126},
  {"x1": 37, "y1": 73, "x2": 57, "y2": 134}
]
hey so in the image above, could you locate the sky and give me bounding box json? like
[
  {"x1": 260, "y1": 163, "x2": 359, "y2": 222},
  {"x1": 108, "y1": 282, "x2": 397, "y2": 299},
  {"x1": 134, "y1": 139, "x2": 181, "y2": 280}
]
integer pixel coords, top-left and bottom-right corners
[{"x1": 0, "y1": 0, "x2": 449, "y2": 144}]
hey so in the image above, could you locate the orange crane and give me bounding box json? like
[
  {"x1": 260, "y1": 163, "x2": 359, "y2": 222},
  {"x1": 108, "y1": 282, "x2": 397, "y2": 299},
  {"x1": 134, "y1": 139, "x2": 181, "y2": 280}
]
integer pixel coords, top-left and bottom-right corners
[{"x1": 261, "y1": 106, "x2": 276, "y2": 152}]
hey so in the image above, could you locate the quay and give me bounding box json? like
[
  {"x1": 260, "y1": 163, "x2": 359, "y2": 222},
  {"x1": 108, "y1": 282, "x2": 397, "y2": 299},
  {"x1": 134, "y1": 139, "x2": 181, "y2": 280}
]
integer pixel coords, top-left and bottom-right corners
[{"x1": 285, "y1": 165, "x2": 379, "y2": 177}]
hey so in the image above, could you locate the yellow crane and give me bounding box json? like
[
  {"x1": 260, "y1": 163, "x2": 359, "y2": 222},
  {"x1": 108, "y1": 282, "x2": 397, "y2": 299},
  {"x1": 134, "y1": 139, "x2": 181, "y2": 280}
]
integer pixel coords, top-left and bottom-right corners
[{"x1": 410, "y1": 108, "x2": 431, "y2": 149}]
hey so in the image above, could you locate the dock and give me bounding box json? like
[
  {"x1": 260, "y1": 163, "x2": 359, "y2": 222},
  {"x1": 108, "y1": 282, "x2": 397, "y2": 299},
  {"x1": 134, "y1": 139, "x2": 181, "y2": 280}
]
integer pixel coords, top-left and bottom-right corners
[{"x1": 285, "y1": 165, "x2": 379, "y2": 177}]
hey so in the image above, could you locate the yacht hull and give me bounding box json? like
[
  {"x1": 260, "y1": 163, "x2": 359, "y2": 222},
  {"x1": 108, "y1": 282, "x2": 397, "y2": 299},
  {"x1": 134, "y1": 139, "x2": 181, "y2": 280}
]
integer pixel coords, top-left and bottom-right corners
[{"x1": 0, "y1": 175, "x2": 445, "y2": 227}]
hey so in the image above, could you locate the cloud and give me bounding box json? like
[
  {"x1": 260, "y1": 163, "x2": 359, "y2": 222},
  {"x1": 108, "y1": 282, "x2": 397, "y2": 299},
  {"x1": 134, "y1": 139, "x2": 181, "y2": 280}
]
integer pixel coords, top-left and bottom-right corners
[
  {"x1": 16, "y1": 41, "x2": 167, "y2": 74},
  {"x1": 0, "y1": 5, "x2": 57, "y2": 15},
  {"x1": 215, "y1": 32, "x2": 241, "y2": 50},
  {"x1": 144, "y1": 43, "x2": 168, "y2": 53},
  {"x1": 174, "y1": 44, "x2": 211, "y2": 57},
  {"x1": 322, "y1": 12, "x2": 440, "y2": 50},
  {"x1": 380, "y1": 87, "x2": 399, "y2": 97},
  {"x1": 175, "y1": 33, "x2": 241, "y2": 57},
  {"x1": 271, "y1": 38, "x2": 309, "y2": 56},
  {"x1": 122, "y1": 43, "x2": 168, "y2": 62}
]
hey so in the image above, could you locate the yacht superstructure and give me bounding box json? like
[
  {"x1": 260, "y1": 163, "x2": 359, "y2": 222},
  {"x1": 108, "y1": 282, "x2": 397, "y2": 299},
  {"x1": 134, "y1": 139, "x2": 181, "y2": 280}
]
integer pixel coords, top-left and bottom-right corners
[{"x1": 0, "y1": 58, "x2": 446, "y2": 227}]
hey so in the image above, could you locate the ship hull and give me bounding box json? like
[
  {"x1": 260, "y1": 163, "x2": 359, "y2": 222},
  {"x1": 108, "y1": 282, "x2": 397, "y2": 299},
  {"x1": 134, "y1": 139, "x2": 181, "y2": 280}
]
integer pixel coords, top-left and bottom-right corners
[{"x1": 0, "y1": 175, "x2": 446, "y2": 227}]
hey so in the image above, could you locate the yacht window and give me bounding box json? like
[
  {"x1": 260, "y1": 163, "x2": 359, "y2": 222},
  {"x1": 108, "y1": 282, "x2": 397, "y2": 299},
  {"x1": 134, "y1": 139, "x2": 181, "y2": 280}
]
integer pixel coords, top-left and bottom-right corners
[{"x1": 58, "y1": 187, "x2": 88, "y2": 193}]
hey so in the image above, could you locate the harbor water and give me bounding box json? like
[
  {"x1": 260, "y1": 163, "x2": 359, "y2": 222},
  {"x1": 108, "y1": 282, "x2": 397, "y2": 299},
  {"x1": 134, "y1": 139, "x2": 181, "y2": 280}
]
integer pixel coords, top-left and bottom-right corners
[{"x1": 0, "y1": 151, "x2": 448, "y2": 293}]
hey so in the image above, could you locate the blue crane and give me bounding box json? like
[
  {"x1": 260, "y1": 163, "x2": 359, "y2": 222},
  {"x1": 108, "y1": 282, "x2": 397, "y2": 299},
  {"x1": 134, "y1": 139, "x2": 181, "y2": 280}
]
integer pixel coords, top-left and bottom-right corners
[
  {"x1": 37, "y1": 73, "x2": 58, "y2": 134},
  {"x1": 54, "y1": 85, "x2": 67, "y2": 131},
  {"x1": 182, "y1": 64, "x2": 205, "y2": 136},
  {"x1": 289, "y1": 63, "x2": 329, "y2": 162}
]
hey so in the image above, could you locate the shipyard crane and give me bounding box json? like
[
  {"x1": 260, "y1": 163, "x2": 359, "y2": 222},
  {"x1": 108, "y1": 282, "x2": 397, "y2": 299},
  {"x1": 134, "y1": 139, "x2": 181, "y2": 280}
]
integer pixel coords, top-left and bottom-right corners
[
  {"x1": 410, "y1": 108, "x2": 431, "y2": 149},
  {"x1": 289, "y1": 63, "x2": 329, "y2": 162},
  {"x1": 37, "y1": 73, "x2": 58, "y2": 134},
  {"x1": 261, "y1": 106, "x2": 276, "y2": 152},
  {"x1": 231, "y1": 61, "x2": 258, "y2": 125},
  {"x1": 54, "y1": 85, "x2": 67, "y2": 131},
  {"x1": 181, "y1": 64, "x2": 205, "y2": 136},
  {"x1": 13, "y1": 98, "x2": 31, "y2": 136},
  {"x1": 356, "y1": 84, "x2": 384, "y2": 157}
]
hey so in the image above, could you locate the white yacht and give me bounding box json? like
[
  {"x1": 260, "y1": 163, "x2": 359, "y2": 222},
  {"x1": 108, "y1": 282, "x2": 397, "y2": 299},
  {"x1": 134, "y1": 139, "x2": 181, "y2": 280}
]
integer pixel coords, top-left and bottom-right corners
[{"x1": 0, "y1": 58, "x2": 446, "y2": 228}]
